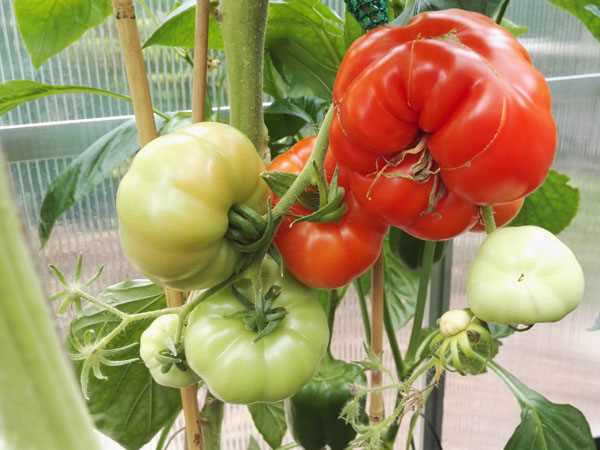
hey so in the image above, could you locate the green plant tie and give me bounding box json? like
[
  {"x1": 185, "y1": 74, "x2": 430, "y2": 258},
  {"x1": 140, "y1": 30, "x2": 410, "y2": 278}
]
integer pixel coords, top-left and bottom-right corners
[{"x1": 345, "y1": 0, "x2": 389, "y2": 30}]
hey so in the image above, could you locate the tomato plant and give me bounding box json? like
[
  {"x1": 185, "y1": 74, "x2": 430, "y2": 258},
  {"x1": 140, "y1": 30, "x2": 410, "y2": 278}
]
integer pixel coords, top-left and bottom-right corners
[{"x1": 0, "y1": 1, "x2": 596, "y2": 450}]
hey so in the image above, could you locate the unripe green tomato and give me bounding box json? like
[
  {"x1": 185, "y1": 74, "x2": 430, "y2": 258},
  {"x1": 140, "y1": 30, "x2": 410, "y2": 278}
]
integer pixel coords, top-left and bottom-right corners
[
  {"x1": 467, "y1": 226, "x2": 584, "y2": 325},
  {"x1": 185, "y1": 260, "x2": 329, "y2": 404},
  {"x1": 439, "y1": 309, "x2": 473, "y2": 337},
  {"x1": 140, "y1": 315, "x2": 199, "y2": 388},
  {"x1": 117, "y1": 122, "x2": 268, "y2": 291}
]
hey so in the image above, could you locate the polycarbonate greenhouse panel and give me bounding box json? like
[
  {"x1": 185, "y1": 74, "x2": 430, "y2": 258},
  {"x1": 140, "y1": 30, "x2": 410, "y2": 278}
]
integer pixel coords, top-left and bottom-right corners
[{"x1": 1, "y1": 0, "x2": 599, "y2": 449}]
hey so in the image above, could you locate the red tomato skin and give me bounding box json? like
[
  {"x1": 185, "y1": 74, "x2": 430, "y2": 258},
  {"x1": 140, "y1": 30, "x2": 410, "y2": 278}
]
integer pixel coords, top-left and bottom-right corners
[
  {"x1": 401, "y1": 191, "x2": 479, "y2": 241},
  {"x1": 269, "y1": 138, "x2": 388, "y2": 289},
  {"x1": 471, "y1": 198, "x2": 525, "y2": 232},
  {"x1": 330, "y1": 9, "x2": 556, "y2": 205}
]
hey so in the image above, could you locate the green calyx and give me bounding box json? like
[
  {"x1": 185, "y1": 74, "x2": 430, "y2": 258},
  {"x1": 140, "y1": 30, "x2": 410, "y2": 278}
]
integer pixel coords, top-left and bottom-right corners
[
  {"x1": 286, "y1": 356, "x2": 367, "y2": 450},
  {"x1": 157, "y1": 342, "x2": 191, "y2": 374},
  {"x1": 228, "y1": 282, "x2": 288, "y2": 341},
  {"x1": 430, "y1": 310, "x2": 496, "y2": 375}
]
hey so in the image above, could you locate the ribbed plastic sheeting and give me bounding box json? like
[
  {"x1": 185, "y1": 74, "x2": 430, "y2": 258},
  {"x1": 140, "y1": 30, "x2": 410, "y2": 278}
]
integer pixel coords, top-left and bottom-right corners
[{"x1": 1, "y1": 0, "x2": 599, "y2": 449}]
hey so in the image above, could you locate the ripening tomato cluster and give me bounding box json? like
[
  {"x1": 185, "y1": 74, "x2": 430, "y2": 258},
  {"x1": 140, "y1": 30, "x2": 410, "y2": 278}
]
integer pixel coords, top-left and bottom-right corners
[
  {"x1": 270, "y1": 10, "x2": 556, "y2": 289},
  {"x1": 328, "y1": 9, "x2": 556, "y2": 240}
]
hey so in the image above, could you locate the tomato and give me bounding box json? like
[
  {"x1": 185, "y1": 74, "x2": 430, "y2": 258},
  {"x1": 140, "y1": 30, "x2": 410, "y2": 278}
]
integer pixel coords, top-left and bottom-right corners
[
  {"x1": 330, "y1": 9, "x2": 556, "y2": 205},
  {"x1": 467, "y1": 226, "x2": 584, "y2": 324},
  {"x1": 471, "y1": 198, "x2": 525, "y2": 232},
  {"x1": 117, "y1": 122, "x2": 268, "y2": 291},
  {"x1": 184, "y1": 259, "x2": 329, "y2": 404},
  {"x1": 269, "y1": 137, "x2": 388, "y2": 288},
  {"x1": 438, "y1": 309, "x2": 473, "y2": 337},
  {"x1": 401, "y1": 190, "x2": 478, "y2": 241},
  {"x1": 140, "y1": 315, "x2": 199, "y2": 388}
]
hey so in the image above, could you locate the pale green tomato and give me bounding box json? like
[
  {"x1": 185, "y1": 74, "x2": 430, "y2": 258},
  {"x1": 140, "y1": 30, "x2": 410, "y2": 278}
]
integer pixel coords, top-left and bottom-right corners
[
  {"x1": 184, "y1": 260, "x2": 329, "y2": 404},
  {"x1": 467, "y1": 226, "x2": 584, "y2": 325},
  {"x1": 140, "y1": 314, "x2": 199, "y2": 388},
  {"x1": 117, "y1": 122, "x2": 268, "y2": 291}
]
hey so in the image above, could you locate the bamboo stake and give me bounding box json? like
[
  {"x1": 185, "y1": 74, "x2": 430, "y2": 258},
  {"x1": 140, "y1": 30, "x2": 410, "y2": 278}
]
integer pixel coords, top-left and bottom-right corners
[
  {"x1": 191, "y1": 0, "x2": 210, "y2": 123},
  {"x1": 110, "y1": 1, "x2": 202, "y2": 449},
  {"x1": 369, "y1": 254, "x2": 385, "y2": 422}
]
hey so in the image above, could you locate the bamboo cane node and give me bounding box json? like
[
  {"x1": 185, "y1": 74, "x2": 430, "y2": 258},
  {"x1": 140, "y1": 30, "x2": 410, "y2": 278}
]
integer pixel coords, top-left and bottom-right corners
[{"x1": 113, "y1": 2, "x2": 136, "y2": 20}]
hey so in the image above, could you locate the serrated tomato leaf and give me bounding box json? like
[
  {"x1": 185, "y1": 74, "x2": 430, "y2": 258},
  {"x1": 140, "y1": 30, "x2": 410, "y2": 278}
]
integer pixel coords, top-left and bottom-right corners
[
  {"x1": 510, "y1": 170, "x2": 579, "y2": 235},
  {"x1": 68, "y1": 280, "x2": 181, "y2": 450},
  {"x1": 14, "y1": 0, "x2": 111, "y2": 68},
  {"x1": 490, "y1": 362, "x2": 595, "y2": 450},
  {"x1": 248, "y1": 402, "x2": 287, "y2": 449}
]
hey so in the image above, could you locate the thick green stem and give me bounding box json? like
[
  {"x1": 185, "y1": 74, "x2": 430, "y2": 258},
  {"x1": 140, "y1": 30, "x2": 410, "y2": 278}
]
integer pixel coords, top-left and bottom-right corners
[
  {"x1": 220, "y1": 0, "x2": 269, "y2": 156},
  {"x1": 0, "y1": 156, "x2": 101, "y2": 450},
  {"x1": 354, "y1": 279, "x2": 372, "y2": 346},
  {"x1": 384, "y1": 296, "x2": 406, "y2": 380},
  {"x1": 405, "y1": 241, "x2": 437, "y2": 362},
  {"x1": 481, "y1": 205, "x2": 497, "y2": 234},
  {"x1": 494, "y1": 0, "x2": 511, "y2": 24}
]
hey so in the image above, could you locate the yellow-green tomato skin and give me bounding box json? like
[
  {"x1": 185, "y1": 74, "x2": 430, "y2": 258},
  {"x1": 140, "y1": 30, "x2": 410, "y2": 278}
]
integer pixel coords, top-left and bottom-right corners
[
  {"x1": 184, "y1": 264, "x2": 329, "y2": 404},
  {"x1": 116, "y1": 122, "x2": 268, "y2": 290},
  {"x1": 140, "y1": 314, "x2": 200, "y2": 388},
  {"x1": 467, "y1": 226, "x2": 584, "y2": 325}
]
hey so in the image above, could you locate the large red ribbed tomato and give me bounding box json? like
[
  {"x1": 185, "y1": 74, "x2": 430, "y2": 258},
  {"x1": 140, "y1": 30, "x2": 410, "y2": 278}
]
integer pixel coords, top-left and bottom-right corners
[
  {"x1": 269, "y1": 137, "x2": 387, "y2": 288},
  {"x1": 330, "y1": 9, "x2": 556, "y2": 207}
]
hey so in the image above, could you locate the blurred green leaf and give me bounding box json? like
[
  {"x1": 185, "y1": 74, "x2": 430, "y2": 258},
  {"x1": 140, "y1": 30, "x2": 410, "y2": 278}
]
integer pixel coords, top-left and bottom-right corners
[
  {"x1": 547, "y1": 1, "x2": 600, "y2": 42},
  {"x1": 14, "y1": 0, "x2": 111, "y2": 67},
  {"x1": 264, "y1": 96, "x2": 329, "y2": 142},
  {"x1": 393, "y1": 0, "x2": 505, "y2": 25},
  {"x1": 69, "y1": 280, "x2": 181, "y2": 450},
  {"x1": 201, "y1": 393, "x2": 224, "y2": 450},
  {"x1": 510, "y1": 170, "x2": 579, "y2": 235}
]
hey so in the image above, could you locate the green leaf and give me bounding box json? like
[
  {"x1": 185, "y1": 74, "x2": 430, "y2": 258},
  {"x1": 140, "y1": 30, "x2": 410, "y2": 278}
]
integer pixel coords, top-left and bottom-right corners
[
  {"x1": 248, "y1": 402, "x2": 287, "y2": 449},
  {"x1": 69, "y1": 280, "x2": 181, "y2": 450},
  {"x1": 143, "y1": 0, "x2": 223, "y2": 50},
  {"x1": 264, "y1": 96, "x2": 329, "y2": 142},
  {"x1": 383, "y1": 240, "x2": 420, "y2": 328},
  {"x1": 388, "y1": 228, "x2": 447, "y2": 272},
  {"x1": 501, "y1": 18, "x2": 529, "y2": 37},
  {"x1": 200, "y1": 393, "x2": 225, "y2": 450},
  {"x1": 265, "y1": 0, "x2": 345, "y2": 99},
  {"x1": 489, "y1": 362, "x2": 595, "y2": 450},
  {"x1": 344, "y1": 11, "x2": 364, "y2": 49},
  {"x1": 547, "y1": 1, "x2": 600, "y2": 42},
  {"x1": 248, "y1": 437, "x2": 261, "y2": 450},
  {"x1": 510, "y1": 170, "x2": 579, "y2": 235},
  {"x1": 38, "y1": 114, "x2": 190, "y2": 245},
  {"x1": 0, "y1": 80, "x2": 133, "y2": 117},
  {"x1": 14, "y1": 0, "x2": 112, "y2": 68}
]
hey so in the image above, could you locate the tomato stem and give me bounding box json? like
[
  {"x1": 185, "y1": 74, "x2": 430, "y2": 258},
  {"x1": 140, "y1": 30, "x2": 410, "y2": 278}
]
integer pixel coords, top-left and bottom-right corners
[
  {"x1": 405, "y1": 240, "x2": 437, "y2": 363},
  {"x1": 481, "y1": 205, "x2": 497, "y2": 234},
  {"x1": 354, "y1": 279, "x2": 372, "y2": 346},
  {"x1": 220, "y1": 0, "x2": 270, "y2": 158},
  {"x1": 270, "y1": 105, "x2": 335, "y2": 220}
]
